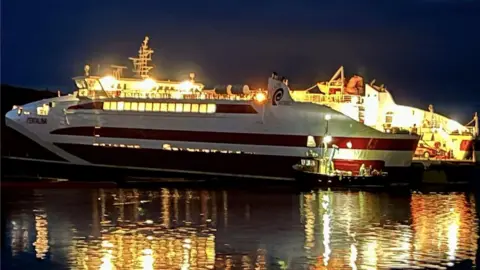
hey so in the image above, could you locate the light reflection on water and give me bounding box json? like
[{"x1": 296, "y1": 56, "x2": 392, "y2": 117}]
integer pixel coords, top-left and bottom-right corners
[{"x1": 1, "y1": 188, "x2": 478, "y2": 269}]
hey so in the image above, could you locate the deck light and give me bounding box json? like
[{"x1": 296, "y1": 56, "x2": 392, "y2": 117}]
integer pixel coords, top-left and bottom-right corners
[
  {"x1": 179, "y1": 80, "x2": 193, "y2": 91},
  {"x1": 254, "y1": 92, "x2": 267, "y2": 104},
  {"x1": 100, "y1": 76, "x2": 117, "y2": 89},
  {"x1": 140, "y1": 78, "x2": 156, "y2": 91},
  {"x1": 323, "y1": 135, "x2": 332, "y2": 144}
]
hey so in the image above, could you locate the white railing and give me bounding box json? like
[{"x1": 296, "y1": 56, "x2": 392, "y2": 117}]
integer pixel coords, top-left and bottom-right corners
[
  {"x1": 78, "y1": 89, "x2": 265, "y2": 102},
  {"x1": 291, "y1": 93, "x2": 364, "y2": 104}
]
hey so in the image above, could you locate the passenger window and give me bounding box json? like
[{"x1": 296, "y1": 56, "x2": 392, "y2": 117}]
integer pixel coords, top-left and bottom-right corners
[
  {"x1": 175, "y1": 103, "x2": 183, "y2": 112},
  {"x1": 207, "y1": 104, "x2": 216, "y2": 113},
  {"x1": 103, "y1": 102, "x2": 111, "y2": 110},
  {"x1": 199, "y1": 104, "x2": 207, "y2": 113},
  {"x1": 184, "y1": 103, "x2": 191, "y2": 112},
  {"x1": 131, "y1": 102, "x2": 138, "y2": 111},
  {"x1": 191, "y1": 104, "x2": 199, "y2": 113},
  {"x1": 146, "y1": 102, "x2": 153, "y2": 111},
  {"x1": 117, "y1": 101, "x2": 124, "y2": 111},
  {"x1": 168, "y1": 103, "x2": 175, "y2": 112},
  {"x1": 138, "y1": 102, "x2": 145, "y2": 111},
  {"x1": 161, "y1": 103, "x2": 168, "y2": 112},
  {"x1": 153, "y1": 103, "x2": 160, "y2": 112},
  {"x1": 124, "y1": 102, "x2": 131, "y2": 111}
]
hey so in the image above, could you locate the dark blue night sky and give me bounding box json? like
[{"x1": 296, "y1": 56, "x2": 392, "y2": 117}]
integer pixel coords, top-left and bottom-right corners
[{"x1": 1, "y1": 0, "x2": 479, "y2": 121}]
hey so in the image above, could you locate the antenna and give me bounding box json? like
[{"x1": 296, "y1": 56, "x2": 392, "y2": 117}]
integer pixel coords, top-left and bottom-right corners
[
  {"x1": 129, "y1": 36, "x2": 154, "y2": 78},
  {"x1": 84, "y1": 65, "x2": 90, "y2": 76}
]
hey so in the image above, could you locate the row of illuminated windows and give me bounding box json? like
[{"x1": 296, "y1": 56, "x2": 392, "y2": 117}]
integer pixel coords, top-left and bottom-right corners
[
  {"x1": 163, "y1": 144, "x2": 254, "y2": 154},
  {"x1": 103, "y1": 101, "x2": 216, "y2": 114},
  {"x1": 106, "y1": 83, "x2": 193, "y2": 92},
  {"x1": 92, "y1": 142, "x2": 253, "y2": 154},
  {"x1": 93, "y1": 143, "x2": 141, "y2": 148},
  {"x1": 92, "y1": 137, "x2": 348, "y2": 151}
]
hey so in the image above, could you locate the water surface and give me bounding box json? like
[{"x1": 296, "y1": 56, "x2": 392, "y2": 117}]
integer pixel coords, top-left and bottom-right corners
[{"x1": 1, "y1": 185, "x2": 478, "y2": 269}]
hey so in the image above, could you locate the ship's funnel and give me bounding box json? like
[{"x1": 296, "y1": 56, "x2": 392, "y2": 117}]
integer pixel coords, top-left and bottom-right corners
[{"x1": 267, "y1": 73, "x2": 293, "y2": 106}]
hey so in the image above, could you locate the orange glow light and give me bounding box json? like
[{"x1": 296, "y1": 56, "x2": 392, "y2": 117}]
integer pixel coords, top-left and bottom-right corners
[{"x1": 254, "y1": 92, "x2": 267, "y2": 104}]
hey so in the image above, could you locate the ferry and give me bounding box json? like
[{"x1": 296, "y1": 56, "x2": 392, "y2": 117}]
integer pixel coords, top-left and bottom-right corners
[
  {"x1": 291, "y1": 66, "x2": 479, "y2": 162},
  {"x1": 5, "y1": 37, "x2": 420, "y2": 180}
]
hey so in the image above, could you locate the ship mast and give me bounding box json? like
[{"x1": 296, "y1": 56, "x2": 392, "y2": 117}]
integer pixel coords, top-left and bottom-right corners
[{"x1": 129, "y1": 36, "x2": 154, "y2": 79}]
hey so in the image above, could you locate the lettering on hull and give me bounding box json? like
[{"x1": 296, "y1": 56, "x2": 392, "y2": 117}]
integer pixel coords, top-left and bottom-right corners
[{"x1": 27, "y1": 117, "x2": 47, "y2": 124}]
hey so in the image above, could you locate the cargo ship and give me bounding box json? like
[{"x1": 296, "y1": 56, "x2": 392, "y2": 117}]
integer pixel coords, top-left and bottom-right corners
[
  {"x1": 4, "y1": 37, "x2": 419, "y2": 180},
  {"x1": 291, "y1": 66, "x2": 479, "y2": 162}
]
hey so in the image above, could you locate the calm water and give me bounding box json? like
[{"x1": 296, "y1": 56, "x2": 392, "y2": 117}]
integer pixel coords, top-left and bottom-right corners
[{"x1": 1, "y1": 185, "x2": 479, "y2": 269}]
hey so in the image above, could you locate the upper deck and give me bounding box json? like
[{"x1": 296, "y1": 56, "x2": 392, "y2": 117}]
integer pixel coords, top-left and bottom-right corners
[{"x1": 72, "y1": 36, "x2": 266, "y2": 104}]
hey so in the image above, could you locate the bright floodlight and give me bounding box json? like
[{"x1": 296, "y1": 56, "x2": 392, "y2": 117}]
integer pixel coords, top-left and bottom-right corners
[
  {"x1": 140, "y1": 78, "x2": 157, "y2": 90},
  {"x1": 100, "y1": 76, "x2": 117, "y2": 88},
  {"x1": 178, "y1": 80, "x2": 193, "y2": 91},
  {"x1": 323, "y1": 135, "x2": 332, "y2": 144},
  {"x1": 347, "y1": 141, "x2": 352, "y2": 149},
  {"x1": 325, "y1": 114, "x2": 332, "y2": 121},
  {"x1": 254, "y1": 92, "x2": 267, "y2": 103}
]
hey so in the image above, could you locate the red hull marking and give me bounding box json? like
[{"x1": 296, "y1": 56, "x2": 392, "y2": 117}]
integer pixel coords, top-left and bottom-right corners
[
  {"x1": 329, "y1": 137, "x2": 418, "y2": 151},
  {"x1": 332, "y1": 159, "x2": 385, "y2": 174},
  {"x1": 459, "y1": 140, "x2": 473, "y2": 151},
  {"x1": 51, "y1": 127, "x2": 419, "y2": 151},
  {"x1": 67, "y1": 102, "x2": 258, "y2": 114}
]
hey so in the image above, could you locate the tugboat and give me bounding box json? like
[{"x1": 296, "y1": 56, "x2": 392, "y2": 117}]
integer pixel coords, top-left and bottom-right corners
[{"x1": 292, "y1": 144, "x2": 395, "y2": 187}]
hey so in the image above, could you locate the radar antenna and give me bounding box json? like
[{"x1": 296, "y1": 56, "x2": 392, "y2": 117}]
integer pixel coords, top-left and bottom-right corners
[
  {"x1": 129, "y1": 36, "x2": 154, "y2": 78},
  {"x1": 111, "y1": 65, "x2": 127, "y2": 79}
]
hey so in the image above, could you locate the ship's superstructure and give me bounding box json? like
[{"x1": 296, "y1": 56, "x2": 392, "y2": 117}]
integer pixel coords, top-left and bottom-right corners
[
  {"x1": 291, "y1": 66, "x2": 479, "y2": 162},
  {"x1": 5, "y1": 37, "x2": 420, "y2": 179}
]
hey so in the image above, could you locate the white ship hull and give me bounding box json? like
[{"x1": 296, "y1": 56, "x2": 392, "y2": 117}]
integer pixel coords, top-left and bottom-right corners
[{"x1": 5, "y1": 95, "x2": 419, "y2": 180}]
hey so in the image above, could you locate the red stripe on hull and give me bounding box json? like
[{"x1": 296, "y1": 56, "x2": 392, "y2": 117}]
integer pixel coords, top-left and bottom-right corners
[
  {"x1": 333, "y1": 159, "x2": 385, "y2": 174},
  {"x1": 330, "y1": 137, "x2": 418, "y2": 151},
  {"x1": 51, "y1": 127, "x2": 418, "y2": 151}
]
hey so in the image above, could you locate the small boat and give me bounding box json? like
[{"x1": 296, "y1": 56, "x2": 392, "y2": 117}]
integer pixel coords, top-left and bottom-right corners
[
  {"x1": 293, "y1": 164, "x2": 391, "y2": 187},
  {"x1": 293, "y1": 149, "x2": 391, "y2": 187}
]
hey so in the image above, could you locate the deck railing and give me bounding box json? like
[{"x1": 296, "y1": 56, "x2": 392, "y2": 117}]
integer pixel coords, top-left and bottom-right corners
[
  {"x1": 291, "y1": 93, "x2": 364, "y2": 104},
  {"x1": 79, "y1": 89, "x2": 263, "y2": 101}
]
